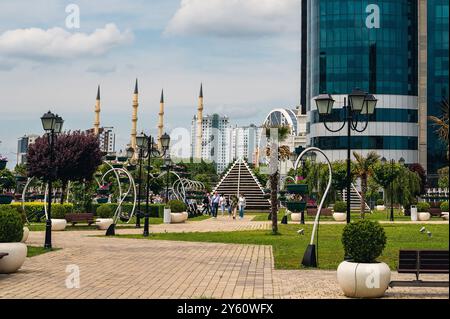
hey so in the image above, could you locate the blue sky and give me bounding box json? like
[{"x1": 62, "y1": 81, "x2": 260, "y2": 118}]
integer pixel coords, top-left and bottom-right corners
[{"x1": 0, "y1": 0, "x2": 302, "y2": 167}]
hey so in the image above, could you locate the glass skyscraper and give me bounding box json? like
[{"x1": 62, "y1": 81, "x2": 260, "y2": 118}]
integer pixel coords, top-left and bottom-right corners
[{"x1": 302, "y1": 0, "x2": 448, "y2": 178}]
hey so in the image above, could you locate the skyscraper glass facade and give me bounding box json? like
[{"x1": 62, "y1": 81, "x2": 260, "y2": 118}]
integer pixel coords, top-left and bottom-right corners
[{"x1": 427, "y1": 0, "x2": 449, "y2": 174}]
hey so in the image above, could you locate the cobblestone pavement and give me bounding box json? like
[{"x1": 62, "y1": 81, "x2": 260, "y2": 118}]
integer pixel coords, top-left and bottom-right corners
[{"x1": 0, "y1": 216, "x2": 447, "y2": 299}]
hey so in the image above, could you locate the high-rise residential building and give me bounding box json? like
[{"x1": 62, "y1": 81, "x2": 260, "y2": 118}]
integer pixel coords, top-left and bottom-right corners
[
  {"x1": 190, "y1": 114, "x2": 231, "y2": 173},
  {"x1": 17, "y1": 134, "x2": 39, "y2": 165},
  {"x1": 301, "y1": 0, "x2": 448, "y2": 179},
  {"x1": 86, "y1": 127, "x2": 116, "y2": 154},
  {"x1": 230, "y1": 124, "x2": 262, "y2": 164}
]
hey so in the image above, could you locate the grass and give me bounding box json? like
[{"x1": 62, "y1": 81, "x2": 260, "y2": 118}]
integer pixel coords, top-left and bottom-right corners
[
  {"x1": 251, "y1": 209, "x2": 422, "y2": 222},
  {"x1": 27, "y1": 246, "x2": 60, "y2": 257},
  {"x1": 116, "y1": 223, "x2": 449, "y2": 270},
  {"x1": 27, "y1": 215, "x2": 210, "y2": 231}
]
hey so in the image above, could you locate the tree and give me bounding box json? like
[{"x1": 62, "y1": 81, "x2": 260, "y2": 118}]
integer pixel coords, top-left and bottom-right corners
[
  {"x1": 428, "y1": 98, "x2": 449, "y2": 158},
  {"x1": 407, "y1": 163, "x2": 426, "y2": 194},
  {"x1": 0, "y1": 168, "x2": 15, "y2": 193},
  {"x1": 438, "y1": 166, "x2": 449, "y2": 189},
  {"x1": 27, "y1": 131, "x2": 103, "y2": 203},
  {"x1": 392, "y1": 167, "x2": 421, "y2": 208},
  {"x1": 264, "y1": 125, "x2": 291, "y2": 234},
  {"x1": 353, "y1": 151, "x2": 380, "y2": 218}
]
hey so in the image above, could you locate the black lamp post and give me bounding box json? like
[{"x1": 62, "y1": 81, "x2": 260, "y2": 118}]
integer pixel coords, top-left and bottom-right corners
[
  {"x1": 163, "y1": 155, "x2": 173, "y2": 204},
  {"x1": 381, "y1": 157, "x2": 405, "y2": 222},
  {"x1": 135, "y1": 133, "x2": 147, "y2": 228},
  {"x1": 137, "y1": 132, "x2": 170, "y2": 237},
  {"x1": 40, "y1": 111, "x2": 64, "y2": 249},
  {"x1": 315, "y1": 89, "x2": 377, "y2": 224}
]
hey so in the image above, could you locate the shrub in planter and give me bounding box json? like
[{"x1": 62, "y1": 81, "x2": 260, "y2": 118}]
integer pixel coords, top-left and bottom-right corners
[
  {"x1": 0, "y1": 207, "x2": 23, "y2": 242},
  {"x1": 168, "y1": 200, "x2": 187, "y2": 213},
  {"x1": 0, "y1": 206, "x2": 27, "y2": 274},
  {"x1": 440, "y1": 201, "x2": 449, "y2": 212},
  {"x1": 337, "y1": 220, "x2": 390, "y2": 298},
  {"x1": 417, "y1": 202, "x2": 430, "y2": 212},
  {"x1": 96, "y1": 205, "x2": 114, "y2": 218},
  {"x1": 333, "y1": 201, "x2": 347, "y2": 213},
  {"x1": 376, "y1": 199, "x2": 384, "y2": 206}
]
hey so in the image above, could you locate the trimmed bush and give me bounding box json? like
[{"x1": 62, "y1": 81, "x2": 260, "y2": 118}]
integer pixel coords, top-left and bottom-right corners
[
  {"x1": 342, "y1": 220, "x2": 387, "y2": 263},
  {"x1": 441, "y1": 201, "x2": 449, "y2": 212},
  {"x1": 0, "y1": 206, "x2": 24, "y2": 243},
  {"x1": 9, "y1": 203, "x2": 73, "y2": 222},
  {"x1": 168, "y1": 200, "x2": 187, "y2": 213},
  {"x1": 417, "y1": 202, "x2": 430, "y2": 212},
  {"x1": 333, "y1": 201, "x2": 347, "y2": 213},
  {"x1": 376, "y1": 199, "x2": 384, "y2": 205},
  {"x1": 96, "y1": 205, "x2": 114, "y2": 218}
]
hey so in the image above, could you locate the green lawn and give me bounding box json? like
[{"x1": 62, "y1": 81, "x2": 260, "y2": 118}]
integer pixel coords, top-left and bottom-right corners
[
  {"x1": 27, "y1": 246, "x2": 60, "y2": 257},
  {"x1": 116, "y1": 223, "x2": 449, "y2": 270}
]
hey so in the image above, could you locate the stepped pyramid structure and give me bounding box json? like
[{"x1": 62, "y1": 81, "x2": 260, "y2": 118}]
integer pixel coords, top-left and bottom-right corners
[{"x1": 213, "y1": 158, "x2": 270, "y2": 211}]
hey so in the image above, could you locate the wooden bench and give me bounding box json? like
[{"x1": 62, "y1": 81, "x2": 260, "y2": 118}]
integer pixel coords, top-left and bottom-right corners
[
  {"x1": 0, "y1": 253, "x2": 8, "y2": 259},
  {"x1": 389, "y1": 249, "x2": 449, "y2": 288},
  {"x1": 65, "y1": 213, "x2": 95, "y2": 226}
]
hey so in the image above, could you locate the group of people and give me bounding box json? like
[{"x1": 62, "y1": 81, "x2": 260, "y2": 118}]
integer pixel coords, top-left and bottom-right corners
[{"x1": 201, "y1": 191, "x2": 246, "y2": 220}]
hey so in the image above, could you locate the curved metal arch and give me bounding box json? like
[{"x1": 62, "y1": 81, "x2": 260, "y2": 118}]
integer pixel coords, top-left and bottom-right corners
[
  {"x1": 263, "y1": 108, "x2": 298, "y2": 135},
  {"x1": 293, "y1": 147, "x2": 332, "y2": 246}
]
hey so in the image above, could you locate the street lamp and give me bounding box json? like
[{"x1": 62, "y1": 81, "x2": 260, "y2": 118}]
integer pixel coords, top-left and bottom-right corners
[
  {"x1": 314, "y1": 89, "x2": 377, "y2": 224},
  {"x1": 381, "y1": 157, "x2": 405, "y2": 222},
  {"x1": 163, "y1": 155, "x2": 173, "y2": 204},
  {"x1": 134, "y1": 132, "x2": 147, "y2": 228},
  {"x1": 40, "y1": 111, "x2": 63, "y2": 249}
]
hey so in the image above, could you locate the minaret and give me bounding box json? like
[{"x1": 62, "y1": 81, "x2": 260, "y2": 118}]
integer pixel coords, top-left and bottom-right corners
[
  {"x1": 157, "y1": 89, "x2": 164, "y2": 149},
  {"x1": 93, "y1": 85, "x2": 101, "y2": 135},
  {"x1": 195, "y1": 83, "x2": 203, "y2": 159},
  {"x1": 131, "y1": 79, "x2": 139, "y2": 153}
]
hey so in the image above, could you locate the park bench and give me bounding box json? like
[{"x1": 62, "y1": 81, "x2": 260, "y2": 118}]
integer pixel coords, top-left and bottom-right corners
[
  {"x1": 389, "y1": 249, "x2": 449, "y2": 288},
  {"x1": 0, "y1": 253, "x2": 8, "y2": 259},
  {"x1": 65, "y1": 213, "x2": 95, "y2": 226}
]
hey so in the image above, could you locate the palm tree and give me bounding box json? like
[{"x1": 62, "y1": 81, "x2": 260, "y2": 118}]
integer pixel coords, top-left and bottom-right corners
[
  {"x1": 429, "y1": 98, "x2": 449, "y2": 158},
  {"x1": 264, "y1": 125, "x2": 291, "y2": 234},
  {"x1": 353, "y1": 151, "x2": 380, "y2": 218}
]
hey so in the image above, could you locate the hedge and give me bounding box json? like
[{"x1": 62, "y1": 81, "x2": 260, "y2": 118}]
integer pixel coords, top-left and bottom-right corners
[
  {"x1": 8, "y1": 203, "x2": 74, "y2": 221},
  {"x1": 92, "y1": 203, "x2": 165, "y2": 218}
]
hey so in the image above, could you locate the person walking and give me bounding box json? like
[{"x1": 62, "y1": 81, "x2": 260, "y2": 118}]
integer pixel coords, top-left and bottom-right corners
[
  {"x1": 226, "y1": 196, "x2": 232, "y2": 217},
  {"x1": 231, "y1": 195, "x2": 238, "y2": 220},
  {"x1": 201, "y1": 192, "x2": 211, "y2": 215},
  {"x1": 238, "y1": 193, "x2": 246, "y2": 220},
  {"x1": 212, "y1": 191, "x2": 220, "y2": 218},
  {"x1": 219, "y1": 194, "x2": 226, "y2": 216}
]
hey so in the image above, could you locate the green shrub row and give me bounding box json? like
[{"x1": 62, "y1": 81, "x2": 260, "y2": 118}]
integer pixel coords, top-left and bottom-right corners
[
  {"x1": 91, "y1": 203, "x2": 165, "y2": 218},
  {"x1": 8, "y1": 203, "x2": 74, "y2": 221},
  {"x1": 416, "y1": 202, "x2": 431, "y2": 212},
  {"x1": 440, "y1": 201, "x2": 449, "y2": 212},
  {"x1": 333, "y1": 201, "x2": 347, "y2": 213}
]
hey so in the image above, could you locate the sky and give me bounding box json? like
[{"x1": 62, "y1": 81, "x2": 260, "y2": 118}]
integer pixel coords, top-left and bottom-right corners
[{"x1": 0, "y1": 0, "x2": 302, "y2": 167}]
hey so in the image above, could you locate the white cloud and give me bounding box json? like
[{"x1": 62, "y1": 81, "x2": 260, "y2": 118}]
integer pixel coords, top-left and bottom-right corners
[
  {"x1": 0, "y1": 23, "x2": 133, "y2": 60},
  {"x1": 165, "y1": 0, "x2": 300, "y2": 37}
]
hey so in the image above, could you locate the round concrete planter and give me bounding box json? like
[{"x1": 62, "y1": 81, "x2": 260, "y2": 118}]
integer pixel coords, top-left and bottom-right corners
[
  {"x1": 376, "y1": 205, "x2": 385, "y2": 211},
  {"x1": 96, "y1": 218, "x2": 114, "y2": 230},
  {"x1": 171, "y1": 212, "x2": 188, "y2": 223},
  {"x1": 337, "y1": 261, "x2": 391, "y2": 298},
  {"x1": 333, "y1": 212, "x2": 347, "y2": 222},
  {"x1": 51, "y1": 219, "x2": 67, "y2": 231},
  {"x1": 290, "y1": 213, "x2": 301, "y2": 222},
  {"x1": 441, "y1": 212, "x2": 448, "y2": 221},
  {"x1": 417, "y1": 212, "x2": 431, "y2": 221},
  {"x1": 21, "y1": 227, "x2": 29, "y2": 243},
  {"x1": 0, "y1": 243, "x2": 27, "y2": 274}
]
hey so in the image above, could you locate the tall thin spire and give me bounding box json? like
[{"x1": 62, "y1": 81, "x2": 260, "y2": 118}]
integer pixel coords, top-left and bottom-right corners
[
  {"x1": 195, "y1": 83, "x2": 204, "y2": 159},
  {"x1": 94, "y1": 85, "x2": 101, "y2": 135},
  {"x1": 157, "y1": 89, "x2": 165, "y2": 149},
  {"x1": 199, "y1": 83, "x2": 203, "y2": 98},
  {"x1": 134, "y1": 78, "x2": 139, "y2": 94}
]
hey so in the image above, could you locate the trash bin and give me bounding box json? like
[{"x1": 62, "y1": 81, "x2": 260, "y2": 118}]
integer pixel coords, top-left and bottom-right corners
[
  {"x1": 410, "y1": 205, "x2": 418, "y2": 221},
  {"x1": 164, "y1": 208, "x2": 171, "y2": 224}
]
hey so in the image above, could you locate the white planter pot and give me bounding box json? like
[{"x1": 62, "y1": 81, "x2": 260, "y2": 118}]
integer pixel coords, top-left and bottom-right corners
[
  {"x1": 21, "y1": 227, "x2": 29, "y2": 243},
  {"x1": 417, "y1": 212, "x2": 431, "y2": 221},
  {"x1": 51, "y1": 219, "x2": 67, "y2": 231},
  {"x1": 96, "y1": 218, "x2": 114, "y2": 230},
  {"x1": 333, "y1": 212, "x2": 347, "y2": 222},
  {"x1": 164, "y1": 208, "x2": 172, "y2": 224},
  {"x1": 0, "y1": 243, "x2": 28, "y2": 274},
  {"x1": 170, "y1": 212, "x2": 188, "y2": 223},
  {"x1": 376, "y1": 205, "x2": 385, "y2": 211},
  {"x1": 337, "y1": 261, "x2": 391, "y2": 298},
  {"x1": 290, "y1": 213, "x2": 301, "y2": 222},
  {"x1": 441, "y1": 212, "x2": 449, "y2": 221}
]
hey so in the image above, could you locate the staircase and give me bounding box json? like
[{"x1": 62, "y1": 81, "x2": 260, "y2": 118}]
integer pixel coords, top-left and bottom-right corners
[
  {"x1": 213, "y1": 158, "x2": 270, "y2": 211},
  {"x1": 340, "y1": 183, "x2": 371, "y2": 211}
]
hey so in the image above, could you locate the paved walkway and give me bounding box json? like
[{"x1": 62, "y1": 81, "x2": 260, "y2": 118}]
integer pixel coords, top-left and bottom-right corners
[{"x1": 0, "y1": 216, "x2": 448, "y2": 299}]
